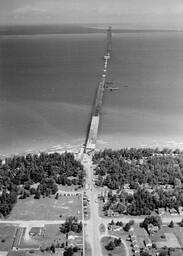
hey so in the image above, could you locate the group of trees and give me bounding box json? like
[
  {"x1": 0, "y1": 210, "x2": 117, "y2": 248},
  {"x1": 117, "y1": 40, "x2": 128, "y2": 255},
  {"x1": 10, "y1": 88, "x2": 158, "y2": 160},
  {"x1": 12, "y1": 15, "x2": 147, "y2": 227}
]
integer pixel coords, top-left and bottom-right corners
[
  {"x1": 103, "y1": 186, "x2": 183, "y2": 216},
  {"x1": 105, "y1": 238, "x2": 122, "y2": 251},
  {"x1": 63, "y1": 246, "x2": 80, "y2": 256},
  {"x1": 0, "y1": 152, "x2": 85, "y2": 217},
  {"x1": 140, "y1": 215, "x2": 162, "y2": 230},
  {"x1": 60, "y1": 216, "x2": 82, "y2": 234},
  {"x1": 108, "y1": 220, "x2": 123, "y2": 227}
]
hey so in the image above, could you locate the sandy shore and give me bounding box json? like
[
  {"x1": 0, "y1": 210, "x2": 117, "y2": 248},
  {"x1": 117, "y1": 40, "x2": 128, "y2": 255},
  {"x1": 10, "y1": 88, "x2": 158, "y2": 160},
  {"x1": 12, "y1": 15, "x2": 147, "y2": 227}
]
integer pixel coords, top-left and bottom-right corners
[{"x1": 1, "y1": 134, "x2": 183, "y2": 160}]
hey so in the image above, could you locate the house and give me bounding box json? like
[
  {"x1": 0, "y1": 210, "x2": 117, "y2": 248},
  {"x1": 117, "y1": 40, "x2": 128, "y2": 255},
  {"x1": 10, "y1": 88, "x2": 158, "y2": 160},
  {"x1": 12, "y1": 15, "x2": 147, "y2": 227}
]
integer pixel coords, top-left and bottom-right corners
[
  {"x1": 147, "y1": 224, "x2": 159, "y2": 233},
  {"x1": 123, "y1": 183, "x2": 130, "y2": 189},
  {"x1": 178, "y1": 206, "x2": 183, "y2": 214},
  {"x1": 29, "y1": 227, "x2": 42, "y2": 237},
  {"x1": 134, "y1": 244, "x2": 139, "y2": 250},
  {"x1": 158, "y1": 208, "x2": 165, "y2": 215},
  {"x1": 131, "y1": 236, "x2": 137, "y2": 243},
  {"x1": 144, "y1": 237, "x2": 152, "y2": 249},
  {"x1": 107, "y1": 209, "x2": 114, "y2": 217},
  {"x1": 170, "y1": 208, "x2": 178, "y2": 215},
  {"x1": 134, "y1": 251, "x2": 140, "y2": 256}
]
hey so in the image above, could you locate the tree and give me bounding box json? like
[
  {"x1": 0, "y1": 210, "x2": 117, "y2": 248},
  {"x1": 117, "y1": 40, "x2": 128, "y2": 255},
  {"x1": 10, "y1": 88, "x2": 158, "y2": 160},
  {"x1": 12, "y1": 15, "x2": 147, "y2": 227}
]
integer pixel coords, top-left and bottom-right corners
[
  {"x1": 123, "y1": 223, "x2": 131, "y2": 232},
  {"x1": 179, "y1": 219, "x2": 183, "y2": 227},
  {"x1": 114, "y1": 238, "x2": 121, "y2": 247},
  {"x1": 169, "y1": 220, "x2": 174, "y2": 228},
  {"x1": 141, "y1": 252, "x2": 150, "y2": 256},
  {"x1": 105, "y1": 241, "x2": 115, "y2": 251},
  {"x1": 60, "y1": 216, "x2": 82, "y2": 234},
  {"x1": 34, "y1": 190, "x2": 41, "y2": 199},
  {"x1": 63, "y1": 247, "x2": 74, "y2": 256},
  {"x1": 50, "y1": 243, "x2": 55, "y2": 253}
]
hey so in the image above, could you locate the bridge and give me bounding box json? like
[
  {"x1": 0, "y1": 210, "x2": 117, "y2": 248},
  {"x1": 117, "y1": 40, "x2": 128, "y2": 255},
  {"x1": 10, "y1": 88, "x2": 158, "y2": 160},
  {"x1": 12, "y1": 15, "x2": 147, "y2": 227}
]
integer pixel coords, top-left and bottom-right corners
[{"x1": 85, "y1": 27, "x2": 112, "y2": 152}]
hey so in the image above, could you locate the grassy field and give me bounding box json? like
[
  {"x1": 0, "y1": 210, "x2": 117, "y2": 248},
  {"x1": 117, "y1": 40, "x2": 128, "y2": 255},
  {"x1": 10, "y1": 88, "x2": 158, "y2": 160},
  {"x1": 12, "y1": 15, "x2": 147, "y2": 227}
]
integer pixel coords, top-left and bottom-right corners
[
  {"x1": 0, "y1": 224, "x2": 17, "y2": 251},
  {"x1": 151, "y1": 225, "x2": 183, "y2": 248},
  {"x1": 101, "y1": 236, "x2": 126, "y2": 256},
  {"x1": 7, "y1": 195, "x2": 82, "y2": 220}
]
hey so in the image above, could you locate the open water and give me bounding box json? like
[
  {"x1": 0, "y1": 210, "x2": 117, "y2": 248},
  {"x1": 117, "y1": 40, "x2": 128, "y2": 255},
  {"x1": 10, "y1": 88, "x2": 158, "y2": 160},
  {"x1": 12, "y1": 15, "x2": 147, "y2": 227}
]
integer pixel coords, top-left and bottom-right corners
[{"x1": 0, "y1": 30, "x2": 183, "y2": 155}]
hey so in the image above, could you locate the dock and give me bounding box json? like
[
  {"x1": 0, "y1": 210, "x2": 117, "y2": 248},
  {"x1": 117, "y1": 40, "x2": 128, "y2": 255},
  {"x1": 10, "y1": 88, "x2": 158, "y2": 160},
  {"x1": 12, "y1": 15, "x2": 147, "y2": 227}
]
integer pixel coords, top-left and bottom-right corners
[{"x1": 85, "y1": 27, "x2": 112, "y2": 152}]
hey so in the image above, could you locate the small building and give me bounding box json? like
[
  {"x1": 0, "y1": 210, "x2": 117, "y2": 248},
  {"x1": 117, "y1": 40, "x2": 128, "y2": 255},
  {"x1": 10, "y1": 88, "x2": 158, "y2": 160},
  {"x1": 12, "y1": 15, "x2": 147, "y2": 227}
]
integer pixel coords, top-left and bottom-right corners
[
  {"x1": 134, "y1": 244, "x2": 139, "y2": 249},
  {"x1": 144, "y1": 238, "x2": 152, "y2": 249},
  {"x1": 170, "y1": 208, "x2": 178, "y2": 215},
  {"x1": 129, "y1": 229, "x2": 134, "y2": 236},
  {"x1": 29, "y1": 227, "x2": 42, "y2": 237},
  {"x1": 132, "y1": 240, "x2": 138, "y2": 247},
  {"x1": 107, "y1": 209, "x2": 114, "y2": 217},
  {"x1": 123, "y1": 184, "x2": 130, "y2": 189},
  {"x1": 131, "y1": 236, "x2": 137, "y2": 243},
  {"x1": 158, "y1": 208, "x2": 165, "y2": 215},
  {"x1": 178, "y1": 206, "x2": 183, "y2": 214},
  {"x1": 147, "y1": 224, "x2": 159, "y2": 233},
  {"x1": 134, "y1": 251, "x2": 140, "y2": 256}
]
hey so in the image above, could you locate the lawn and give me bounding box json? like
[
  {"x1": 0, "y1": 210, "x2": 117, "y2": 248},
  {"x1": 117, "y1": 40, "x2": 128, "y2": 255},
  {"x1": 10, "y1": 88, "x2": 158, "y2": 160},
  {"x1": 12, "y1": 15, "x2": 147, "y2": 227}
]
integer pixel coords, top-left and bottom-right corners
[
  {"x1": 7, "y1": 194, "x2": 82, "y2": 220},
  {"x1": 101, "y1": 236, "x2": 127, "y2": 256},
  {"x1": 99, "y1": 224, "x2": 106, "y2": 234},
  {"x1": 134, "y1": 225, "x2": 149, "y2": 248},
  {"x1": 151, "y1": 226, "x2": 182, "y2": 249},
  {"x1": 0, "y1": 224, "x2": 17, "y2": 251},
  {"x1": 156, "y1": 233, "x2": 180, "y2": 248}
]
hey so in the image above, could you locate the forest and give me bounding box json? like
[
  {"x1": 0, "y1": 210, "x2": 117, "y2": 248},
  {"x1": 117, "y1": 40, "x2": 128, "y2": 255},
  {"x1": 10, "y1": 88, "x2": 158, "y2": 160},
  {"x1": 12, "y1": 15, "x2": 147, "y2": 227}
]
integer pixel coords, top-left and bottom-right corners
[
  {"x1": 93, "y1": 148, "x2": 183, "y2": 189},
  {"x1": 0, "y1": 152, "x2": 85, "y2": 217}
]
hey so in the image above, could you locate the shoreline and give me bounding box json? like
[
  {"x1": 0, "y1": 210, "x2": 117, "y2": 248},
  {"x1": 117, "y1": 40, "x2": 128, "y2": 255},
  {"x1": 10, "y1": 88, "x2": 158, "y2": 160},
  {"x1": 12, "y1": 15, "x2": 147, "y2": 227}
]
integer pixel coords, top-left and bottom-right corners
[{"x1": 1, "y1": 137, "x2": 183, "y2": 160}]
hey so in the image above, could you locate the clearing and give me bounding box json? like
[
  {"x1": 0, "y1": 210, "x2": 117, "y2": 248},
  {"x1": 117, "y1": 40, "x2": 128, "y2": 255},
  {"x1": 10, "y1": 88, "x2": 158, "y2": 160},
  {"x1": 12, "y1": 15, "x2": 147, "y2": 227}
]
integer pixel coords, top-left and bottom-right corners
[{"x1": 6, "y1": 195, "x2": 82, "y2": 220}]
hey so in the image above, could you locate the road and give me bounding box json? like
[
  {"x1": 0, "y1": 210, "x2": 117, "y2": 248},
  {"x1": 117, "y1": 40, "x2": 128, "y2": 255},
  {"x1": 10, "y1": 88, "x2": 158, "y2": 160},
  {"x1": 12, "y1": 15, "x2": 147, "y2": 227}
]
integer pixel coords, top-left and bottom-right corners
[
  {"x1": 82, "y1": 153, "x2": 103, "y2": 256},
  {"x1": 81, "y1": 153, "x2": 130, "y2": 256}
]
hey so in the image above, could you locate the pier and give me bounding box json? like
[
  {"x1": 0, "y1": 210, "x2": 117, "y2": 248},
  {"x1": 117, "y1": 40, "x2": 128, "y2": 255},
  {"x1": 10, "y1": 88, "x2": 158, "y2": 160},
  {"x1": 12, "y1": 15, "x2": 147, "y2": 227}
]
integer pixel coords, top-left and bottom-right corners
[{"x1": 85, "y1": 27, "x2": 112, "y2": 152}]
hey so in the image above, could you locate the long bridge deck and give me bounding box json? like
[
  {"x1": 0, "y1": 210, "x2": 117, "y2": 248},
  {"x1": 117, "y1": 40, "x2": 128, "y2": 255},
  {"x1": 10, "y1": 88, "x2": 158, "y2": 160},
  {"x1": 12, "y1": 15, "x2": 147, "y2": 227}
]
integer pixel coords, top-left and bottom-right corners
[{"x1": 85, "y1": 27, "x2": 112, "y2": 152}]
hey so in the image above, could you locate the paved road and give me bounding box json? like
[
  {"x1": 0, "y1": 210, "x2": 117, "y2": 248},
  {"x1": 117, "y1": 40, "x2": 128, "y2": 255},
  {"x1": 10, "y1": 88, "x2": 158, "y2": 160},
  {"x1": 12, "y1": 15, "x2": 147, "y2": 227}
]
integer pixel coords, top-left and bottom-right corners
[{"x1": 82, "y1": 154, "x2": 103, "y2": 256}]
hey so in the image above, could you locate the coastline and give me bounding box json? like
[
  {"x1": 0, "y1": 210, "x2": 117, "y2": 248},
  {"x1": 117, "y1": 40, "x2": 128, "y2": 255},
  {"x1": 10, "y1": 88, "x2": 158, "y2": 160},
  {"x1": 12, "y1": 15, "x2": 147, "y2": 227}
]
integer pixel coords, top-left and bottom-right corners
[{"x1": 1, "y1": 134, "x2": 183, "y2": 160}]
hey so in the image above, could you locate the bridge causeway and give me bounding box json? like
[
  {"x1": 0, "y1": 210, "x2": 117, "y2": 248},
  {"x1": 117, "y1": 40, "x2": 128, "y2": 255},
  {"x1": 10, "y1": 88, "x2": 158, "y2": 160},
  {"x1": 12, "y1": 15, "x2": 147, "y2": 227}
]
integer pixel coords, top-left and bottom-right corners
[{"x1": 85, "y1": 27, "x2": 112, "y2": 152}]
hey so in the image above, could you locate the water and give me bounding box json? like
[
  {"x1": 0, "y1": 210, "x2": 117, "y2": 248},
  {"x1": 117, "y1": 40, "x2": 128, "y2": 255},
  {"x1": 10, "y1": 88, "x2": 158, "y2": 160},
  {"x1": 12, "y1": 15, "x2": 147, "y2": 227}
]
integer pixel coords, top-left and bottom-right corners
[{"x1": 0, "y1": 31, "x2": 183, "y2": 155}]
